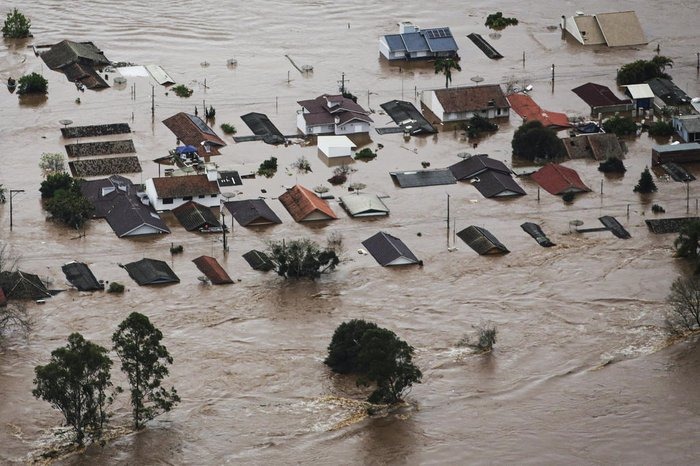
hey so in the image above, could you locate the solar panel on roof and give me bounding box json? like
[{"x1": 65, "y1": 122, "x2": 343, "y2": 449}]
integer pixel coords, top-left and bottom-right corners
[
  {"x1": 425, "y1": 28, "x2": 452, "y2": 39},
  {"x1": 186, "y1": 114, "x2": 216, "y2": 136}
]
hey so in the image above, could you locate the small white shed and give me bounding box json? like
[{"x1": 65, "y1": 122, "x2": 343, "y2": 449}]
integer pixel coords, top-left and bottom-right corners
[{"x1": 317, "y1": 136, "x2": 356, "y2": 158}]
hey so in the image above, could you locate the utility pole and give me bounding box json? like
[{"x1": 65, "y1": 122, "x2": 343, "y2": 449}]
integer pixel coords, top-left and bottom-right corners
[
  {"x1": 446, "y1": 194, "x2": 450, "y2": 247},
  {"x1": 151, "y1": 85, "x2": 155, "y2": 118},
  {"x1": 551, "y1": 64, "x2": 555, "y2": 92},
  {"x1": 338, "y1": 72, "x2": 348, "y2": 94},
  {"x1": 221, "y1": 208, "x2": 228, "y2": 252},
  {"x1": 9, "y1": 189, "x2": 24, "y2": 231}
]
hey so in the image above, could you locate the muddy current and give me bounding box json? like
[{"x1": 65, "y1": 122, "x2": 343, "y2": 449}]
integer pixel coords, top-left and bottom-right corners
[{"x1": 1, "y1": 0, "x2": 700, "y2": 464}]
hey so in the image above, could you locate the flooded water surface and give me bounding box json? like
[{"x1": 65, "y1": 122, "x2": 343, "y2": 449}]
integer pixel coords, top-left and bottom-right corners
[{"x1": 1, "y1": 0, "x2": 700, "y2": 464}]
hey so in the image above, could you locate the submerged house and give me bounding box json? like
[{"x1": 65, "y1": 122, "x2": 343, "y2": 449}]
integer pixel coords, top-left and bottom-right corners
[
  {"x1": 81, "y1": 175, "x2": 170, "y2": 238},
  {"x1": 390, "y1": 169, "x2": 456, "y2": 188},
  {"x1": 317, "y1": 135, "x2": 356, "y2": 165},
  {"x1": 40, "y1": 40, "x2": 111, "y2": 89},
  {"x1": 145, "y1": 174, "x2": 221, "y2": 211},
  {"x1": 379, "y1": 22, "x2": 458, "y2": 61},
  {"x1": 561, "y1": 133, "x2": 625, "y2": 161},
  {"x1": 242, "y1": 250, "x2": 274, "y2": 271},
  {"x1": 278, "y1": 185, "x2": 338, "y2": 222},
  {"x1": 572, "y1": 83, "x2": 634, "y2": 114},
  {"x1": 172, "y1": 201, "x2": 221, "y2": 232},
  {"x1": 623, "y1": 84, "x2": 655, "y2": 110},
  {"x1": 449, "y1": 154, "x2": 511, "y2": 180},
  {"x1": 297, "y1": 94, "x2": 373, "y2": 135},
  {"x1": 61, "y1": 261, "x2": 103, "y2": 291},
  {"x1": 652, "y1": 143, "x2": 700, "y2": 165},
  {"x1": 531, "y1": 164, "x2": 591, "y2": 195},
  {"x1": 559, "y1": 11, "x2": 646, "y2": 47},
  {"x1": 421, "y1": 84, "x2": 510, "y2": 123},
  {"x1": 0, "y1": 271, "x2": 52, "y2": 300},
  {"x1": 122, "y1": 258, "x2": 180, "y2": 286},
  {"x1": 192, "y1": 256, "x2": 233, "y2": 285},
  {"x1": 646, "y1": 78, "x2": 691, "y2": 110},
  {"x1": 224, "y1": 199, "x2": 282, "y2": 227},
  {"x1": 362, "y1": 232, "x2": 420, "y2": 266},
  {"x1": 506, "y1": 94, "x2": 571, "y2": 128},
  {"x1": 162, "y1": 112, "x2": 227, "y2": 157},
  {"x1": 457, "y1": 226, "x2": 509, "y2": 255},
  {"x1": 339, "y1": 193, "x2": 390, "y2": 217},
  {"x1": 672, "y1": 115, "x2": 700, "y2": 143},
  {"x1": 449, "y1": 155, "x2": 525, "y2": 198}
]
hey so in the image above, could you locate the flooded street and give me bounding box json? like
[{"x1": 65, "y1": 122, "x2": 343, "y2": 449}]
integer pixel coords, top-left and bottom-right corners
[{"x1": 1, "y1": 0, "x2": 700, "y2": 463}]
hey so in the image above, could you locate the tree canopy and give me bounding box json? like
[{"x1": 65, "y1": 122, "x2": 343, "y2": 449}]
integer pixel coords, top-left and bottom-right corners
[
  {"x1": 602, "y1": 116, "x2": 638, "y2": 136},
  {"x1": 673, "y1": 220, "x2": 700, "y2": 273},
  {"x1": 33, "y1": 333, "x2": 113, "y2": 445},
  {"x1": 267, "y1": 238, "x2": 340, "y2": 280},
  {"x1": 41, "y1": 174, "x2": 93, "y2": 229},
  {"x1": 666, "y1": 276, "x2": 700, "y2": 334},
  {"x1": 511, "y1": 121, "x2": 565, "y2": 161},
  {"x1": 325, "y1": 319, "x2": 422, "y2": 404},
  {"x1": 434, "y1": 58, "x2": 461, "y2": 89},
  {"x1": 633, "y1": 167, "x2": 657, "y2": 194},
  {"x1": 39, "y1": 152, "x2": 66, "y2": 178},
  {"x1": 112, "y1": 312, "x2": 180, "y2": 429},
  {"x1": 616, "y1": 56, "x2": 673, "y2": 85},
  {"x1": 2, "y1": 8, "x2": 31, "y2": 38},
  {"x1": 17, "y1": 73, "x2": 48, "y2": 95}
]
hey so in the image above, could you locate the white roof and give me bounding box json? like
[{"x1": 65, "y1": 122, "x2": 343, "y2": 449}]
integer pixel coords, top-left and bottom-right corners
[
  {"x1": 317, "y1": 136, "x2": 355, "y2": 152},
  {"x1": 339, "y1": 193, "x2": 389, "y2": 217},
  {"x1": 624, "y1": 83, "x2": 654, "y2": 99}
]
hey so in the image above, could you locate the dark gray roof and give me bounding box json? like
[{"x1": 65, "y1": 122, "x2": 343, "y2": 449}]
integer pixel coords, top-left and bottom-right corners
[
  {"x1": 457, "y1": 226, "x2": 509, "y2": 255},
  {"x1": 645, "y1": 217, "x2": 700, "y2": 234},
  {"x1": 647, "y1": 78, "x2": 690, "y2": 106},
  {"x1": 449, "y1": 155, "x2": 511, "y2": 180},
  {"x1": 122, "y1": 258, "x2": 180, "y2": 286},
  {"x1": 423, "y1": 28, "x2": 458, "y2": 52},
  {"x1": 240, "y1": 113, "x2": 285, "y2": 145},
  {"x1": 384, "y1": 34, "x2": 406, "y2": 52},
  {"x1": 390, "y1": 169, "x2": 456, "y2": 188},
  {"x1": 675, "y1": 116, "x2": 700, "y2": 133},
  {"x1": 521, "y1": 222, "x2": 555, "y2": 247},
  {"x1": 41, "y1": 40, "x2": 110, "y2": 70},
  {"x1": 380, "y1": 100, "x2": 436, "y2": 134},
  {"x1": 0, "y1": 271, "x2": 52, "y2": 300},
  {"x1": 242, "y1": 250, "x2": 274, "y2": 271},
  {"x1": 402, "y1": 32, "x2": 430, "y2": 52},
  {"x1": 217, "y1": 171, "x2": 242, "y2": 187},
  {"x1": 172, "y1": 201, "x2": 221, "y2": 231},
  {"x1": 471, "y1": 171, "x2": 526, "y2": 198},
  {"x1": 61, "y1": 123, "x2": 131, "y2": 139},
  {"x1": 225, "y1": 199, "x2": 282, "y2": 226},
  {"x1": 361, "y1": 232, "x2": 420, "y2": 266},
  {"x1": 61, "y1": 261, "x2": 103, "y2": 291}
]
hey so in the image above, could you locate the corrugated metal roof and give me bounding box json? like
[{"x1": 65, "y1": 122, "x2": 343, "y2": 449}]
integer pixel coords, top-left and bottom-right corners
[
  {"x1": 192, "y1": 255, "x2": 233, "y2": 284},
  {"x1": 172, "y1": 201, "x2": 220, "y2": 231},
  {"x1": 362, "y1": 232, "x2": 419, "y2": 266},
  {"x1": 339, "y1": 194, "x2": 389, "y2": 217},
  {"x1": 242, "y1": 250, "x2": 274, "y2": 271},
  {"x1": 572, "y1": 83, "x2": 631, "y2": 108},
  {"x1": 278, "y1": 185, "x2": 337, "y2": 222},
  {"x1": 457, "y1": 226, "x2": 509, "y2": 255},
  {"x1": 471, "y1": 171, "x2": 526, "y2": 198},
  {"x1": 390, "y1": 169, "x2": 456, "y2": 188},
  {"x1": 624, "y1": 84, "x2": 654, "y2": 100},
  {"x1": 145, "y1": 65, "x2": 175, "y2": 85},
  {"x1": 122, "y1": 259, "x2": 179, "y2": 286},
  {"x1": 379, "y1": 100, "x2": 436, "y2": 134}
]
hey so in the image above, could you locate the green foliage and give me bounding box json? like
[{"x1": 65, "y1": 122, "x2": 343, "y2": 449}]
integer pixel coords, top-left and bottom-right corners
[
  {"x1": 328, "y1": 174, "x2": 346, "y2": 185},
  {"x1": 457, "y1": 322, "x2": 498, "y2": 352},
  {"x1": 169, "y1": 244, "x2": 184, "y2": 254},
  {"x1": 598, "y1": 157, "x2": 626, "y2": 173},
  {"x1": 17, "y1": 72, "x2": 48, "y2": 95},
  {"x1": 562, "y1": 191, "x2": 575, "y2": 203},
  {"x1": 108, "y1": 282, "x2": 125, "y2": 293},
  {"x1": 291, "y1": 156, "x2": 312, "y2": 174},
  {"x1": 325, "y1": 320, "x2": 422, "y2": 404},
  {"x1": 220, "y1": 123, "x2": 237, "y2": 135},
  {"x1": 325, "y1": 319, "x2": 379, "y2": 373},
  {"x1": 172, "y1": 84, "x2": 193, "y2": 98},
  {"x1": 205, "y1": 105, "x2": 215, "y2": 119},
  {"x1": 112, "y1": 313, "x2": 180, "y2": 429},
  {"x1": 40, "y1": 173, "x2": 73, "y2": 198},
  {"x1": 652, "y1": 204, "x2": 666, "y2": 214},
  {"x1": 673, "y1": 220, "x2": 700, "y2": 270},
  {"x1": 633, "y1": 167, "x2": 657, "y2": 194},
  {"x1": 616, "y1": 56, "x2": 673, "y2": 85},
  {"x1": 39, "y1": 152, "x2": 66, "y2": 178},
  {"x1": 0, "y1": 184, "x2": 5, "y2": 203},
  {"x1": 0, "y1": 244, "x2": 29, "y2": 340},
  {"x1": 257, "y1": 156, "x2": 278, "y2": 178},
  {"x1": 666, "y1": 276, "x2": 700, "y2": 334},
  {"x1": 342, "y1": 91, "x2": 358, "y2": 103},
  {"x1": 2, "y1": 8, "x2": 31, "y2": 38},
  {"x1": 602, "y1": 116, "x2": 638, "y2": 136},
  {"x1": 465, "y1": 115, "x2": 498, "y2": 138},
  {"x1": 354, "y1": 148, "x2": 377, "y2": 161},
  {"x1": 267, "y1": 238, "x2": 340, "y2": 280},
  {"x1": 511, "y1": 121, "x2": 564, "y2": 161},
  {"x1": 44, "y1": 179, "x2": 94, "y2": 229},
  {"x1": 648, "y1": 120, "x2": 674, "y2": 137},
  {"x1": 33, "y1": 333, "x2": 114, "y2": 445},
  {"x1": 434, "y1": 58, "x2": 461, "y2": 89},
  {"x1": 485, "y1": 12, "x2": 518, "y2": 30}
]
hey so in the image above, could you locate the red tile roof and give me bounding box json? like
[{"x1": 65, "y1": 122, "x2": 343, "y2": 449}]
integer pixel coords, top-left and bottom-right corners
[
  {"x1": 434, "y1": 84, "x2": 509, "y2": 113},
  {"x1": 192, "y1": 255, "x2": 233, "y2": 284},
  {"x1": 507, "y1": 94, "x2": 571, "y2": 128},
  {"x1": 531, "y1": 164, "x2": 591, "y2": 195},
  {"x1": 162, "y1": 112, "x2": 226, "y2": 157},
  {"x1": 151, "y1": 175, "x2": 220, "y2": 199},
  {"x1": 278, "y1": 185, "x2": 338, "y2": 222}
]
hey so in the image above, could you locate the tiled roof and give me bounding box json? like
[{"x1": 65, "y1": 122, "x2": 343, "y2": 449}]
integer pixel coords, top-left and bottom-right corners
[
  {"x1": 192, "y1": 255, "x2": 233, "y2": 284},
  {"x1": 162, "y1": 112, "x2": 226, "y2": 157},
  {"x1": 434, "y1": 84, "x2": 509, "y2": 114},
  {"x1": 449, "y1": 155, "x2": 511, "y2": 180},
  {"x1": 507, "y1": 94, "x2": 571, "y2": 128},
  {"x1": 151, "y1": 175, "x2": 220, "y2": 199},
  {"x1": 298, "y1": 95, "x2": 373, "y2": 127},
  {"x1": 278, "y1": 185, "x2": 337, "y2": 222},
  {"x1": 531, "y1": 164, "x2": 591, "y2": 195}
]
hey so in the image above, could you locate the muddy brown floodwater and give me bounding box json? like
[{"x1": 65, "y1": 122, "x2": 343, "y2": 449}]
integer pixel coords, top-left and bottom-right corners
[{"x1": 2, "y1": 0, "x2": 700, "y2": 464}]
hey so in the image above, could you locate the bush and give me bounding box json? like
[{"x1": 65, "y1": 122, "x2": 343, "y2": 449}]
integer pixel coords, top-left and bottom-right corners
[
  {"x1": 354, "y1": 148, "x2": 377, "y2": 161},
  {"x1": 40, "y1": 173, "x2": 74, "y2": 198},
  {"x1": 666, "y1": 276, "x2": 700, "y2": 335},
  {"x1": 648, "y1": 120, "x2": 674, "y2": 137},
  {"x1": 652, "y1": 204, "x2": 666, "y2": 214},
  {"x1": 45, "y1": 188, "x2": 94, "y2": 229},
  {"x1": 562, "y1": 192, "x2": 575, "y2": 203},
  {"x1": 220, "y1": 123, "x2": 237, "y2": 134},
  {"x1": 291, "y1": 156, "x2": 312, "y2": 174},
  {"x1": 17, "y1": 72, "x2": 48, "y2": 95},
  {"x1": 205, "y1": 105, "x2": 215, "y2": 119},
  {"x1": 172, "y1": 84, "x2": 193, "y2": 98},
  {"x1": 633, "y1": 167, "x2": 657, "y2": 194},
  {"x1": 328, "y1": 174, "x2": 346, "y2": 185},
  {"x1": 108, "y1": 282, "x2": 125, "y2": 293},
  {"x1": 39, "y1": 152, "x2": 66, "y2": 178},
  {"x1": 616, "y1": 56, "x2": 673, "y2": 86},
  {"x1": 465, "y1": 115, "x2": 498, "y2": 138},
  {"x1": 598, "y1": 157, "x2": 626, "y2": 173},
  {"x1": 602, "y1": 116, "x2": 638, "y2": 137},
  {"x1": 170, "y1": 244, "x2": 184, "y2": 254},
  {"x1": 266, "y1": 238, "x2": 339, "y2": 280},
  {"x1": 511, "y1": 121, "x2": 564, "y2": 161},
  {"x1": 257, "y1": 157, "x2": 278, "y2": 178},
  {"x1": 485, "y1": 12, "x2": 518, "y2": 30},
  {"x1": 2, "y1": 8, "x2": 31, "y2": 38}
]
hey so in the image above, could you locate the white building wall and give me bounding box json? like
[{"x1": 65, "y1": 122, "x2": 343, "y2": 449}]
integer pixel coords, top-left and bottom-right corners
[
  {"x1": 145, "y1": 178, "x2": 220, "y2": 211},
  {"x1": 336, "y1": 121, "x2": 370, "y2": 135},
  {"x1": 296, "y1": 111, "x2": 308, "y2": 134}
]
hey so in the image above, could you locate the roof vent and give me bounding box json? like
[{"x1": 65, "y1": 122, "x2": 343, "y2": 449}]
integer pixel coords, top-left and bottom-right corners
[{"x1": 575, "y1": 11, "x2": 585, "y2": 16}]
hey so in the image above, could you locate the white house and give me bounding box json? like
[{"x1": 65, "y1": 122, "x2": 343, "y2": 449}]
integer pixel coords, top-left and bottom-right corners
[
  {"x1": 421, "y1": 84, "x2": 510, "y2": 123},
  {"x1": 145, "y1": 173, "x2": 221, "y2": 211},
  {"x1": 297, "y1": 94, "x2": 373, "y2": 135},
  {"x1": 317, "y1": 135, "x2": 356, "y2": 165},
  {"x1": 379, "y1": 22, "x2": 459, "y2": 61}
]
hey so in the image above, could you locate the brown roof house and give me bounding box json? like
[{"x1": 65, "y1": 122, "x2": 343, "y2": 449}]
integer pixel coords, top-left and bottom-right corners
[
  {"x1": 145, "y1": 174, "x2": 220, "y2": 211},
  {"x1": 531, "y1": 164, "x2": 591, "y2": 196},
  {"x1": 421, "y1": 84, "x2": 509, "y2": 123},
  {"x1": 162, "y1": 112, "x2": 226, "y2": 157},
  {"x1": 40, "y1": 40, "x2": 111, "y2": 89},
  {"x1": 560, "y1": 11, "x2": 647, "y2": 47},
  {"x1": 296, "y1": 94, "x2": 373, "y2": 135},
  {"x1": 278, "y1": 184, "x2": 338, "y2": 222},
  {"x1": 572, "y1": 83, "x2": 634, "y2": 114},
  {"x1": 192, "y1": 255, "x2": 233, "y2": 285}
]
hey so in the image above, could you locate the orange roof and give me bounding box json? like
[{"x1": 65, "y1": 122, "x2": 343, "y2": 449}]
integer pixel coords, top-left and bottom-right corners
[
  {"x1": 531, "y1": 164, "x2": 591, "y2": 195},
  {"x1": 278, "y1": 185, "x2": 337, "y2": 222},
  {"x1": 192, "y1": 255, "x2": 233, "y2": 285},
  {"x1": 507, "y1": 94, "x2": 571, "y2": 128}
]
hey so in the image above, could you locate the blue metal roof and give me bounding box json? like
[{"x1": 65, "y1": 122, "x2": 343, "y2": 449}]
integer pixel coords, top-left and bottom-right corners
[
  {"x1": 384, "y1": 34, "x2": 406, "y2": 53},
  {"x1": 426, "y1": 36, "x2": 459, "y2": 52},
  {"x1": 401, "y1": 32, "x2": 429, "y2": 53}
]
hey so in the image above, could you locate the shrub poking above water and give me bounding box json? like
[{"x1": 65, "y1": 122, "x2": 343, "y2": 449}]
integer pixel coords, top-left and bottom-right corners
[
  {"x1": 172, "y1": 84, "x2": 193, "y2": 98},
  {"x1": 485, "y1": 12, "x2": 518, "y2": 30},
  {"x1": 2, "y1": 8, "x2": 31, "y2": 38}
]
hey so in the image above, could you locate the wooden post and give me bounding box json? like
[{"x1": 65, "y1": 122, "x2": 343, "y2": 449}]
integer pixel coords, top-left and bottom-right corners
[
  {"x1": 600, "y1": 179, "x2": 603, "y2": 195},
  {"x1": 446, "y1": 194, "x2": 450, "y2": 247},
  {"x1": 551, "y1": 64, "x2": 555, "y2": 93},
  {"x1": 537, "y1": 187, "x2": 540, "y2": 202},
  {"x1": 627, "y1": 204, "x2": 630, "y2": 219},
  {"x1": 275, "y1": 96, "x2": 278, "y2": 113},
  {"x1": 522, "y1": 51, "x2": 525, "y2": 68},
  {"x1": 687, "y1": 182, "x2": 690, "y2": 213}
]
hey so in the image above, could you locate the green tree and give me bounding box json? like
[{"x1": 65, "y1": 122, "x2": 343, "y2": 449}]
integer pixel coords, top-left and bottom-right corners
[
  {"x1": 511, "y1": 120, "x2": 565, "y2": 161},
  {"x1": 17, "y1": 72, "x2": 48, "y2": 95},
  {"x1": 2, "y1": 8, "x2": 31, "y2": 38},
  {"x1": 434, "y1": 58, "x2": 461, "y2": 89},
  {"x1": 45, "y1": 187, "x2": 94, "y2": 229},
  {"x1": 598, "y1": 157, "x2": 626, "y2": 173},
  {"x1": 464, "y1": 115, "x2": 498, "y2": 138},
  {"x1": 32, "y1": 333, "x2": 114, "y2": 445},
  {"x1": 324, "y1": 319, "x2": 379, "y2": 374},
  {"x1": 112, "y1": 312, "x2": 180, "y2": 429},
  {"x1": 616, "y1": 56, "x2": 673, "y2": 85},
  {"x1": 633, "y1": 167, "x2": 657, "y2": 194},
  {"x1": 0, "y1": 243, "x2": 29, "y2": 341},
  {"x1": 267, "y1": 238, "x2": 340, "y2": 279},
  {"x1": 666, "y1": 276, "x2": 700, "y2": 334},
  {"x1": 602, "y1": 116, "x2": 638, "y2": 136},
  {"x1": 40, "y1": 172, "x2": 74, "y2": 198},
  {"x1": 673, "y1": 220, "x2": 700, "y2": 271},
  {"x1": 39, "y1": 152, "x2": 66, "y2": 178},
  {"x1": 648, "y1": 120, "x2": 674, "y2": 137}
]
